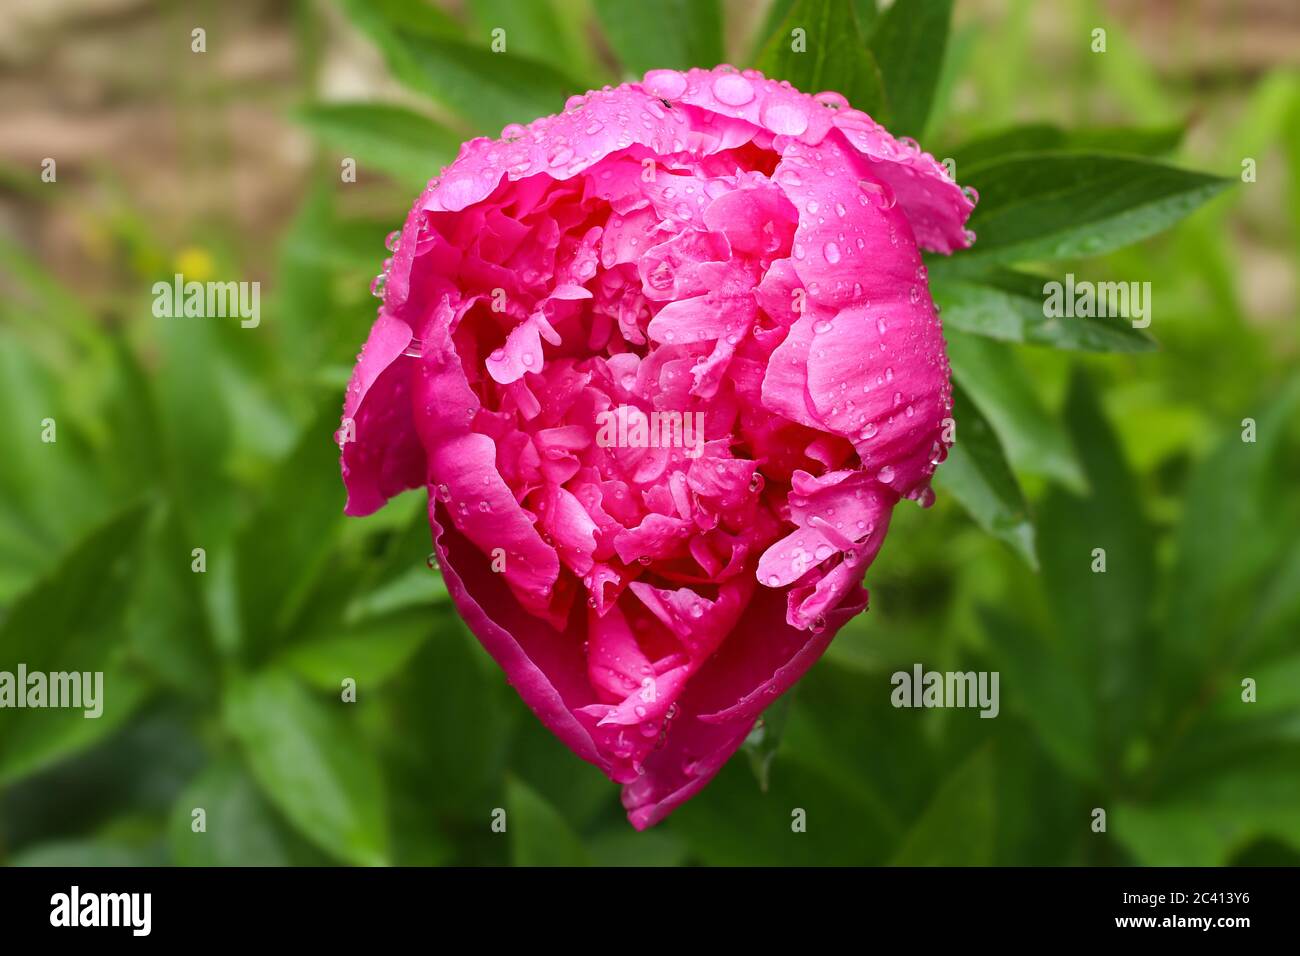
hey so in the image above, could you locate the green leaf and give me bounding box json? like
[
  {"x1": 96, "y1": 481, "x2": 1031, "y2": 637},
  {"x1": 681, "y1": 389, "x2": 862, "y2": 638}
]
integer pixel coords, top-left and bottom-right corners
[
  {"x1": 945, "y1": 330, "x2": 1084, "y2": 490},
  {"x1": 0, "y1": 505, "x2": 151, "y2": 786},
  {"x1": 345, "y1": 562, "x2": 449, "y2": 620},
  {"x1": 224, "y1": 669, "x2": 389, "y2": 866},
  {"x1": 294, "y1": 103, "x2": 461, "y2": 188},
  {"x1": 282, "y1": 215, "x2": 393, "y2": 273},
  {"x1": 1114, "y1": 760, "x2": 1300, "y2": 866},
  {"x1": 1037, "y1": 371, "x2": 1155, "y2": 760},
  {"x1": 168, "y1": 759, "x2": 326, "y2": 866},
  {"x1": 11, "y1": 840, "x2": 163, "y2": 867},
  {"x1": 979, "y1": 608, "x2": 1098, "y2": 784},
  {"x1": 0, "y1": 332, "x2": 112, "y2": 596},
  {"x1": 931, "y1": 268, "x2": 1157, "y2": 352},
  {"x1": 867, "y1": 0, "x2": 952, "y2": 139},
  {"x1": 588, "y1": 828, "x2": 689, "y2": 866},
  {"x1": 670, "y1": 661, "x2": 929, "y2": 865},
  {"x1": 128, "y1": 510, "x2": 220, "y2": 700},
  {"x1": 466, "y1": 0, "x2": 603, "y2": 83},
  {"x1": 336, "y1": 0, "x2": 461, "y2": 52},
  {"x1": 890, "y1": 745, "x2": 995, "y2": 865},
  {"x1": 397, "y1": 31, "x2": 582, "y2": 134},
  {"x1": 1166, "y1": 377, "x2": 1300, "y2": 688},
  {"x1": 505, "y1": 776, "x2": 592, "y2": 866},
  {"x1": 949, "y1": 122, "x2": 1184, "y2": 172},
  {"x1": 152, "y1": 315, "x2": 235, "y2": 551},
  {"x1": 387, "y1": 627, "x2": 513, "y2": 823},
  {"x1": 754, "y1": 0, "x2": 886, "y2": 120},
  {"x1": 234, "y1": 401, "x2": 347, "y2": 661},
  {"x1": 277, "y1": 607, "x2": 433, "y2": 691},
  {"x1": 593, "y1": 0, "x2": 722, "y2": 76},
  {"x1": 346, "y1": 0, "x2": 582, "y2": 137},
  {"x1": 934, "y1": 384, "x2": 1036, "y2": 566},
  {"x1": 952, "y1": 154, "x2": 1231, "y2": 268}
]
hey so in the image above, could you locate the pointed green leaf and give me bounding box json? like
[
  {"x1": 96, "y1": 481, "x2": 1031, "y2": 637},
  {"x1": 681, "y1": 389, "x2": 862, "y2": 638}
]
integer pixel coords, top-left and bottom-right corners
[
  {"x1": 751, "y1": 1, "x2": 878, "y2": 63},
  {"x1": 1114, "y1": 760, "x2": 1300, "y2": 866},
  {"x1": 235, "y1": 401, "x2": 347, "y2": 661},
  {"x1": 868, "y1": 0, "x2": 952, "y2": 139},
  {"x1": 1167, "y1": 377, "x2": 1300, "y2": 687},
  {"x1": 931, "y1": 268, "x2": 1157, "y2": 352},
  {"x1": 506, "y1": 776, "x2": 592, "y2": 866},
  {"x1": 224, "y1": 670, "x2": 389, "y2": 866},
  {"x1": 467, "y1": 0, "x2": 603, "y2": 83},
  {"x1": 890, "y1": 745, "x2": 995, "y2": 865},
  {"x1": 979, "y1": 608, "x2": 1099, "y2": 784},
  {"x1": 949, "y1": 122, "x2": 1184, "y2": 172},
  {"x1": 593, "y1": 0, "x2": 722, "y2": 76},
  {"x1": 277, "y1": 608, "x2": 433, "y2": 691},
  {"x1": 754, "y1": 0, "x2": 886, "y2": 120},
  {"x1": 387, "y1": 628, "x2": 513, "y2": 822},
  {"x1": 1037, "y1": 371, "x2": 1155, "y2": 758},
  {"x1": 168, "y1": 759, "x2": 326, "y2": 866},
  {"x1": 951, "y1": 154, "x2": 1231, "y2": 269},
  {"x1": 295, "y1": 103, "x2": 461, "y2": 188},
  {"x1": 934, "y1": 383, "x2": 1036, "y2": 566},
  {"x1": 946, "y1": 330, "x2": 1085, "y2": 490},
  {"x1": 0, "y1": 505, "x2": 151, "y2": 786}
]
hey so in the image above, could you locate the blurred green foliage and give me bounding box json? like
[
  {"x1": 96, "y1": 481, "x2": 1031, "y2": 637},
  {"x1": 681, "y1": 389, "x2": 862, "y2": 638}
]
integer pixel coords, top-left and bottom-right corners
[{"x1": 1, "y1": 0, "x2": 1297, "y2": 866}]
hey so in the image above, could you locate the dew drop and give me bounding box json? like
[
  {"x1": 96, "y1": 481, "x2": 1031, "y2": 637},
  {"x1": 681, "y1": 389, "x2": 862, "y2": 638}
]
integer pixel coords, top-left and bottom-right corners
[
  {"x1": 858, "y1": 179, "x2": 896, "y2": 209},
  {"x1": 712, "y1": 72, "x2": 754, "y2": 106},
  {"x1": 642, "y1": 69, "x2": 686, "y2": 100}
]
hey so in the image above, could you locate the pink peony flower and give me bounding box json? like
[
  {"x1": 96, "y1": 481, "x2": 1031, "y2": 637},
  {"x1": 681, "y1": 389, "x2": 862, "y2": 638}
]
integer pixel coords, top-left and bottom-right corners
[{"x1": 338, "y1": 66, "x2": 975, "y2": 829}]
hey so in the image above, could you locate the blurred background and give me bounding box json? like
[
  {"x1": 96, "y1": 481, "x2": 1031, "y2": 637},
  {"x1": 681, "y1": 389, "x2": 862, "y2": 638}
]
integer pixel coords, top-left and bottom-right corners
[{"x1": 0, "y1": 0, "x2": 1296, "y2": 866}]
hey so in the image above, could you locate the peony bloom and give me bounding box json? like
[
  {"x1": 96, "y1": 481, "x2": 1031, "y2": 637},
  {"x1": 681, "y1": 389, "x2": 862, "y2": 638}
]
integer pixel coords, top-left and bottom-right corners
[{"x1": 338, "y1": 66, "x2": 975, "y2": 829}]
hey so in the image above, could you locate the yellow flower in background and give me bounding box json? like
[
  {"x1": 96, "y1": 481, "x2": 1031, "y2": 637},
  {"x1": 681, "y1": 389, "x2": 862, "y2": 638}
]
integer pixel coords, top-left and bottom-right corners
[{"x1": 174, "y1": 246, "x2": 215, "y2": 282}]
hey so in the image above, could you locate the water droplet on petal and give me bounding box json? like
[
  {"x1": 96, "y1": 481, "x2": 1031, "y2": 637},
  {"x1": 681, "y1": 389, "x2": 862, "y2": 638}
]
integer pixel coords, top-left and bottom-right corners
[
  {"x1": 712, "y1": 72, "x2": 754, "y2": 106},
  {"x1": 760, "y1": 94, "x2": 810, "y2": 136},
  {"x1": 643, "y1": 69, "x2": 686, "y2": 100},
  {"x1": 859, "y1": 179, "x2": 896, "y2": 209}
]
